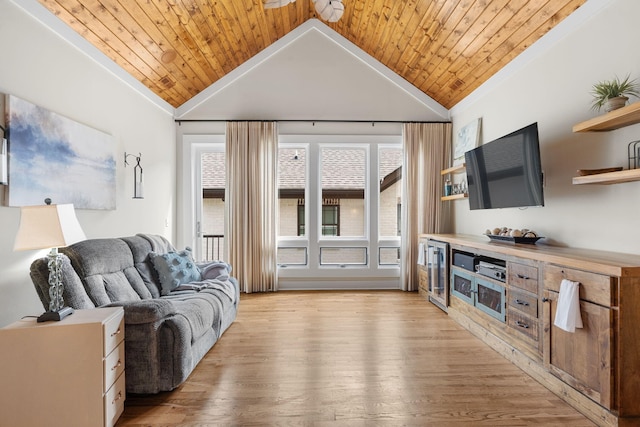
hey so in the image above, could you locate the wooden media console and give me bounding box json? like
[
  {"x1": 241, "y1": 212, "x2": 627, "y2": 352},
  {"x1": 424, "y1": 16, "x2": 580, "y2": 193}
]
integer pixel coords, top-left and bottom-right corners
[{"x1": 422, "y1": 234, "x2": 640, "y2": 427}]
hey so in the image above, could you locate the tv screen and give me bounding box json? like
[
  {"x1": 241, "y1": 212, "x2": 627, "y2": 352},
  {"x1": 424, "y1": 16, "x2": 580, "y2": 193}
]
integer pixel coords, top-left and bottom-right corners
[{"x1": 464, "y1": 122, "x2": 544, "y2": 210}]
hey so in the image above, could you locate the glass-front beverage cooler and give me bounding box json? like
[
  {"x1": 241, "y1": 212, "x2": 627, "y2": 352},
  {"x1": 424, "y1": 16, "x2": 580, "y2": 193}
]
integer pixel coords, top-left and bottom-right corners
[{"x1": 427, "y1": 239, "x2": 449, "y2": 312}]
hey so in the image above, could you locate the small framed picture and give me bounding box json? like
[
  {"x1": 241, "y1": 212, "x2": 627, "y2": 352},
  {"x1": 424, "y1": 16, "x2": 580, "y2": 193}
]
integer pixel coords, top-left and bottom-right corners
[{"x1": 454, "y1": 118, "x2": 481, "y2": 163}]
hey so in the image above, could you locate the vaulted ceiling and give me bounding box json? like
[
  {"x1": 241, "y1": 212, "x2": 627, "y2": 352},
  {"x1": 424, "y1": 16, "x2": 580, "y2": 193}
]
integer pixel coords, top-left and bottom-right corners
[{"x1": 36, "y1": 0, "x2": 586, "y2": 110}]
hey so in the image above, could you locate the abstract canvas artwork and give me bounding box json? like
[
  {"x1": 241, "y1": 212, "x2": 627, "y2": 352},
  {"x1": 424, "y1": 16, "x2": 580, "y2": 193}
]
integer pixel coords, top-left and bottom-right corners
[
  {"x1": 454, "y1": 118, "x2": 481, "y2": 164},
  {"x1": 5, "y1": 95, "x2": 115, "y2": 210}
]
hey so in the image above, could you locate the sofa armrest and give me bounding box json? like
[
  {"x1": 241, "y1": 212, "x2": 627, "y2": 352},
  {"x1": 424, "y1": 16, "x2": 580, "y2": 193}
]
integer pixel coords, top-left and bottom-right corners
[
  {"x1": 102, "y1": 298, "x2": 194, "y2": 394},
  {"x1": 103, "y1": 299, "x2": 177, "y2": 324}
]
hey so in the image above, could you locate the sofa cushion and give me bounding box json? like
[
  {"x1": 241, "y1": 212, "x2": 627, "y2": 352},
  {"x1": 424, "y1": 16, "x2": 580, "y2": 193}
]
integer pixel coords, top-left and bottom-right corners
[
  {"x1": 29, "y1": 253, "x2": 96, "y2": 309},
  {"x1": 122, "y1": 234, "x2": 176, "y2": 298},
  {"x1": 61, "y1": 238, "x2": 150, "y2": 305},
  {"x1": 150, "y1": 248, "x2": 202, "y2": 296},
  {"x1": 86, "y1": 271, "x2": 143, "y2": 305},
  {"x1": 162, "y1": 293, "x2": 219, "y2": 342}
]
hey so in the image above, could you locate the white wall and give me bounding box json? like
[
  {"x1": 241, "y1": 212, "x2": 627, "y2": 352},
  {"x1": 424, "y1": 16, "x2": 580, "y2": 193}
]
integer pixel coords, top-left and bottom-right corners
[
  {"x1": 176, "y1": 20, "x2": 449, "y2": 122},
  {"x1": 450, "y1": 0, "x2": 640, "y2": 255},
  {"x1": 0, "y1": 2, "x2": 176, "y2": 327}
]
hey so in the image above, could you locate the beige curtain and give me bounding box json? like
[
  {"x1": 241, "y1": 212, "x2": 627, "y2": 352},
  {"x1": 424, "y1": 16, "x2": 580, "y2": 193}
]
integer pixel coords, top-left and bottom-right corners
[
  {"x1": 400, "y1": 122, "x2": 453, "y2": 291},
  {"x1": 225, "y1": 121, "x2": 278, "y2": 293}
]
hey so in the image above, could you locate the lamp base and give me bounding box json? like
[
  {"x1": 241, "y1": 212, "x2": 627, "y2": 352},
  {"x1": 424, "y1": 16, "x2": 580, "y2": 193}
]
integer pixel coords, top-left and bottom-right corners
[{"x1": 37, "y1": 306, "x2": 74, "y2": 323}]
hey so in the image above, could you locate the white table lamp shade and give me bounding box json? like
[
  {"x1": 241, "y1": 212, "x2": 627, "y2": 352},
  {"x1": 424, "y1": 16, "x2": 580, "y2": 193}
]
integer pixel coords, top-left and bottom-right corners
[{"x1": 14, "y1": 204, "x2": 86, "y2": 251}]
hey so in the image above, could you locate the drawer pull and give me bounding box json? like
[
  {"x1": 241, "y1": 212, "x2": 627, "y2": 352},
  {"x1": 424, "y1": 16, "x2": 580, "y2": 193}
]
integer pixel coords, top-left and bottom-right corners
[
  {"x1": 111, "y1": 359, "x2": 122, "y2": 371},
  {"x1": 542, "y1": 297, "x2": 550, "y2": 303},
  {"x1": 515, "y1": 321, "x2": 530, "y2": 329},
  {"x1": 514, "y1": 299, "x2": 529, "y2": 306},
  {"x1": 110, "y1": 328, "x2": 122, "y2": 338},
  {"x1": 516, "y1": 274, "x2": 530, "y2": 280},
  {"x1": 112, "y1": 391, "x2": 123, "y2": 404}
]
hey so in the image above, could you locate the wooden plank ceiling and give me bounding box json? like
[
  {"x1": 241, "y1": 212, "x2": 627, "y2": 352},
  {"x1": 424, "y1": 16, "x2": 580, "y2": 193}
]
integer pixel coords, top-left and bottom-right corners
[{"x1": 37, "y1": 0, "x2": 586, "y2": 110}]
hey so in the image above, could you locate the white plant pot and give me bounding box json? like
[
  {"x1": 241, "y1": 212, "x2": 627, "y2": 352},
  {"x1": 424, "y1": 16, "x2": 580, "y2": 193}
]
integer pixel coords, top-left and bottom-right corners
[{"x1": 604, "y1": 96, "x2": 628, "y2": 112}]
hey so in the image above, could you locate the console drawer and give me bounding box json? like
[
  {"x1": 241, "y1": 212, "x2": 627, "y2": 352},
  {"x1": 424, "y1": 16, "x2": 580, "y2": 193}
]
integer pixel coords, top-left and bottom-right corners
[
  {"x1": 508, "y1": 262, "x2": 538, "y2": 293},
  {"x1": 104, "y1": 372, "x2": 125, "y2": 427},
  {"x1": 544, "y1": 264, "x2": 613, "y2": 307},
  {"x1": 508, "y1": 288, "x2": 538, "y2": 318},
  {"x1": 103, "y1": 312, "x2": 124, "y2": 356},
  {"x1": 508, "y1": 310, "x2": 538, "y2": 341},
  {"x1": 104, "y1": 342, "x2": 125, "y2": 393}
]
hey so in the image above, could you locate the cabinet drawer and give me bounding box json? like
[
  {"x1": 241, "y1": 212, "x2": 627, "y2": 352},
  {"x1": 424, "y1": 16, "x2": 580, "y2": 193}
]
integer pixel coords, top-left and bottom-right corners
[
  {"x1": 508, "y1": 262, "x2": 538, "y2": 293},
  {"x1": 508, "y1": 288, "x2": 538, "y2": 318},
  {"x1": 508, "y1": 311, "x2": 538, "y2": 341},
  {"x1": 103, "y1": 312, "x2": 124, "y2": 356},
  {"x1": 104, "y1": 372, "x2": 125, "y2": 427},
  {"x1": 104, "y1": 342, "x2": 125, "y2": 392},
  {"x1": 544, "y1": 264, "x2": 613, "y2": 307}
]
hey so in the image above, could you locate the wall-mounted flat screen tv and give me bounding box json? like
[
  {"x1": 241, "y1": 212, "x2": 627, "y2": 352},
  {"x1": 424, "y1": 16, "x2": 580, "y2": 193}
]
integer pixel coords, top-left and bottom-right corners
[{"x1": 464, "y1": 122, "x2": 544, "y2": 210}]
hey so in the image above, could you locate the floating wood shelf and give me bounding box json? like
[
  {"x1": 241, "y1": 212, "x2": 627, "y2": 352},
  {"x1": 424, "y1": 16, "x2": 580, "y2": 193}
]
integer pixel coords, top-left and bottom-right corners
[
  {"x1": 573, "y1": 102, "x2": 640, "y2": 132},
  {"x1": 441, "y1": 164, "x2": 467, "y2": 200},
  {"x1": 441, "y1": 163, "x2": 466, "y2": 175},
  {"x1": 441, "y1": 193, "x2": 468, "y2": 201},
  {"x1": 572, "y1": 168, "x2": 640, "y2": 185}
]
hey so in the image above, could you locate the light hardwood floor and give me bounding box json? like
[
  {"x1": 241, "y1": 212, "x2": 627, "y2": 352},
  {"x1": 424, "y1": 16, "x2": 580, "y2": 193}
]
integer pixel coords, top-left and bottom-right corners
[{"x1": 118, "y1": 291, "x2": 594, "y2": 426}]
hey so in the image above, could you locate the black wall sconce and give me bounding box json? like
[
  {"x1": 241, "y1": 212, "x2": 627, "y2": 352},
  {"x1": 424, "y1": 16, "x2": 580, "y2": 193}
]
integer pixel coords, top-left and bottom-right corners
[
  {"x1": 0, "y1": 124, "x2": 7, "y2": 185},
  {"x1": 124, "y1": 152, "x2": 144, "y2": 199}
]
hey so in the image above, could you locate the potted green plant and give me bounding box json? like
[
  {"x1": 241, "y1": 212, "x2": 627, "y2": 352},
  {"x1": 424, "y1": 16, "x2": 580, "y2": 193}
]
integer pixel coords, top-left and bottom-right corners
[{"x1": 591, "y1": 75, "x2": 640, "y2": 112}]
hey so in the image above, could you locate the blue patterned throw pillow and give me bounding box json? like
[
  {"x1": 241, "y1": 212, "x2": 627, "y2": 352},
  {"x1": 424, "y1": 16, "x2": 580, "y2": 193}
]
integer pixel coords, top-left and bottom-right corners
[{"x1": 149, "y1": 247, "x2": 202, "y2": 295}]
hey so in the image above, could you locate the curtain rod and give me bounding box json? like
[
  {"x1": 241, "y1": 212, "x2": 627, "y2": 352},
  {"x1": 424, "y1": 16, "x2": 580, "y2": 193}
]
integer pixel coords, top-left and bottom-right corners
[{"x1": 175, "y1": 119, "x2": 450, "y2": 125}]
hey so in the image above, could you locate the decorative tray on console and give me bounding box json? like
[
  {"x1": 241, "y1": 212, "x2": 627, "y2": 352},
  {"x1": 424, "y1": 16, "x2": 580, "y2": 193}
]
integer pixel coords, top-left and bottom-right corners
[{"x1": 486, "y1": 234, "x2": 543, "y2": 245}]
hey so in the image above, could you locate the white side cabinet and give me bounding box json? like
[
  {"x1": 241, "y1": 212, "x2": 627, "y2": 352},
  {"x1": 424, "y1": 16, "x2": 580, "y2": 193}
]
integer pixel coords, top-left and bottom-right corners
[{"x1": 0, "y1": 307, "x2": 125, "y2": 427}]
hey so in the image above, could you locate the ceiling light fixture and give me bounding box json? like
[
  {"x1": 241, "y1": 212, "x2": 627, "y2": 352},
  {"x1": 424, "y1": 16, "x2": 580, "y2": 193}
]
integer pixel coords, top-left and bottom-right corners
[
  {"x1": 263, "y1": 0, "x2": 345, "y2": 23},
  {"x1": 313, "y1": 0, "x2": 344, "y2": 22},
  {"x1": 264, "y1": 0, "x2": 296, "y2": 9}
]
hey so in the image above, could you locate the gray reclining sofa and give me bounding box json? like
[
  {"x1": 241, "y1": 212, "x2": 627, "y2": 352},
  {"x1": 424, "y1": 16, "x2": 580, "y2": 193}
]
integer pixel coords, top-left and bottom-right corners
[{"x1": 29, "y1": 233, "x2": 239, "y2": 394}]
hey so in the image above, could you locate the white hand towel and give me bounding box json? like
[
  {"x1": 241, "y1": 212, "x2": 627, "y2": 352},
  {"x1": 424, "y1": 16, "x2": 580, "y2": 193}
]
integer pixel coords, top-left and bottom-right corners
[
  {"x1": 554, "y1": 279, "x2": 583, "y2": 333},
  {"x1": 417, "y1": 243, "x2": 426, "y2": 266}
]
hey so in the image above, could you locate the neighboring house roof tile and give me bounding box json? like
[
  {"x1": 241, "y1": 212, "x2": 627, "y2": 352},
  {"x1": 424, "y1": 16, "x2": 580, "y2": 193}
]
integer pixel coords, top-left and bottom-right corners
[
  {"x1": 201, "y1": 151, "x2": 226, "y2": 189},
  {"x1": 202, "y1": 147, "x2": 401, "y2": 190}
]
